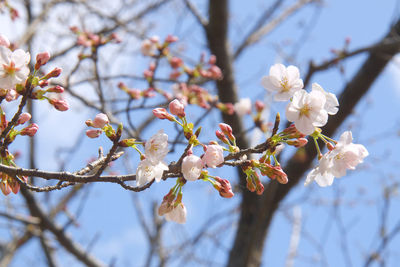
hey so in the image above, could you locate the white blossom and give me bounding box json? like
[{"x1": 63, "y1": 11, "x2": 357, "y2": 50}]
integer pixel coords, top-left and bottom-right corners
[
  {"x1": 285, "y1": 89, "x2": 328, "y2": 135},
  {"x1": 261, "y1": 64, "x2": 303, "y2": 101},
  {"x1": 164, "y1": 203, "x2": 187, "y2": 224},
  {"x1": 305, "y1": 131, "x2": 368, "y2": 187},
  {"x1": 182, "y1": 154, "x2": 203, "y2": 181},
  {"x1": 136, "y1": 159, "x2": 168, "y2": 187},
  {"x1": 202, "y1": 144, "x2": 224, "y2": 168},
  {"x1": 145, "y1": 130, "x2": 169, "y2": 164},
  {"x1": 311, "y1": 83, "x2": 339, "y2": 115},
  {"x1": 0, "y1": 46, "x2": 30, "y2": 89},
  {"x1": 234, "y1": 98, "x2": 252, "y2": 116}
]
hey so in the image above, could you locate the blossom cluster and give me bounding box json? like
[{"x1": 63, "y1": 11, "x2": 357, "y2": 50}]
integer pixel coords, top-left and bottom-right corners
[
  {"x1": 262, "y1": 64, "x2": 368, "y2": 186},
  {"x1": 0, "y1": 34, "x2": 69, "y2": 195}
]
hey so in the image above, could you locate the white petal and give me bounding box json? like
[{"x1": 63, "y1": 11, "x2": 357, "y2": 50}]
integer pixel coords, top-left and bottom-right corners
[
  {"x1": 295, "y1": 116, "x2": 315, "y2": 135},
  {"x1": 286, "y1": 65, "x2": 300, "y2": 81},
  {"x1": 270, "y1": 63, "x2": 286, "y2": 79},
  {"x1": 315, "y1": 171, "x2": 335, "y2": 187}
]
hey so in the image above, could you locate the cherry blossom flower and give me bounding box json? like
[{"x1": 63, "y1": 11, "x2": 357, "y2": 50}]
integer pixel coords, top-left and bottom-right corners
[
  {"x1": 17, "y1": 112, "x2": 31, "y2": 125},
  {"x1": 182, "y1": 154, "x2": 203, "y2": 181},
  {"x1": 234, "y1": 98, "x2": 252, "y2": 116},
  {"x1": 140, "y1": 36, "x2": 159, "y2": 56},
  {"x1": 136, "y1": 159, "x2": 168, "y2": 187},
  {"x1": 305, "y1": 131, "x2": 369, "y2": 187},
  {"x1": 261, "y1": 64, "x2": 304, "y2": 101},
  {"x1": 169, "y1": 99, "x2": 185, "y2": 117},
  {"x1": 0, "y1": 46, "x2": 30, "y2": 89},
  {"x1": 285, "y1": 90, "x2": 328, "y2": 135},
  {"x1": 145, "y1": 130, "x2": 169, "y2": 164},
  {"x1": 164, "y1": 202, "x2": 187, "y2": 224},
  {"x1": 203, "y1": 144, "x2": 224, "y2": 168},
  {"x1": 311, "y1": 83, "x2": 339, "y2": 115},
  {"x1": 92, "y1": 113, "x2": 109, "y2": 128}
]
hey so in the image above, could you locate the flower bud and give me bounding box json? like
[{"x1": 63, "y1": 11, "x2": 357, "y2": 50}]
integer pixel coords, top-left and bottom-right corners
[
  {"x1": 86, "y1": 129, "x2": 102, "y2": 138},
  {"x1": 49, "y1": 99, "x2": 69, "y2": 111},
  {"x1": 255, "y1": 100, "x2": 265, "y2": 113},
  {"x1": 208, "y1": 65, "x2": 222, "y2": 79},
  {"x1": 215, "y1": 130, "x2": 229, "y2": 144},
  {"x1": 35, "y1": 52, "x2": 50, "y2": 70},
  {"x1": 169, "y1": 57, "x2": 183, "y2": 68},
  {"x1": 20, "y1": 123, "x2": 39, "y2": 137},
  {"x1": 17, "y1": 113, "x2": 31, "y2": 125},
  {"x1": 0, "y1": 180, "x2": 11, "y2": 196},
  {"x1": 165, "y1": 35, "x2": 178, "y2": 43},
  {"x1": 47, "y1": 85, "x2": 64, "y2": 93},
  {"x1": 214, "y1": 177, "x2": 234, "y2": 198},
  {"x1": 169, "y1": 99, "x2": 185, "y2": 117},
  {"x1": 286, "y1": 138, "x2": 308, "y2": 148},
  {"x1": 92, "y1": 113, "x2": 109, "y2": 128},
  {"x1": 152, "y1": 108, "x2": 175, "y2": 121},
  {"x1": 44, "y1": 67, "x2": 62, "y2": 79},
  {"x1": 118, "y1": 138, "x2": 137, "y2": 147}
]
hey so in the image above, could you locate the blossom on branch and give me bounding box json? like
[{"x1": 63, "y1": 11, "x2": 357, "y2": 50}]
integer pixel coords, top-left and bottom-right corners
[
  {"x1": 202, "y1": 144, "x2": 224, "y2": 168},
  {"x1": 285, "y1": 90, "x2": 328, "y2": 135},
  {"x1": 234, "y1": 98, "x2": 251, "y2": 116},
  {"x1": 261, "y1": 64, "x2": 303, "y2": 101},
  {"x1": 136, "y1": 159, "x2": 168, "y2": 187},
  {"x1": 164, "y1": 202, "x2": 187, "y2": 224},
  {"x1": 311, "y1": 83, "x2": 339, "y2": 115},
  {"x1": 305, "y1": 131, "x2": 369, "y2": 187},
  {"x1": 144, "y1": 130, "x2": 169, "y2": 164},
  {"x1": 182, "y1": 154, "x2": 203, "y2": 181},
  {"x1": 0, "y1": 46, "x2": 30, "y2": 89}
]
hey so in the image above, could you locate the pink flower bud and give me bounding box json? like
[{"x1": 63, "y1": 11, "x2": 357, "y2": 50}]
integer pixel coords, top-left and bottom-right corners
[
  {"x1": 0, "y1": 34, "x2": 10, "y2": 47},
  {"x1": 20, "y1": 123, "x2": 39, "y2": 137},
  {"x1": 287, "y1": 138, "x2": 308, "y2": 148},
  {"x1": 44, "y1": 67, "x2": 62, "y2": 79},
  {"x1": 47, "y1": 85, "x2": 64, "y2": 93},
  {"x1": 143, "y1": 70, "x2": 153, "y2": 79},
  {"x1": 214, "y1": 177, "x2": 234, "y2": 198},
  {"x1": 255, "y1": 100, "x2": 265, "y2": 113},
  {"x1": 215, "y1": 130, "x2": 229, "y2": 144},
  {"x1": 209, "y1": 55, "x2": 216, "y2": 65},
  {"x1": 50, "y1": 99, "x2": 69, "y2": 111},
  {"x1": 0, "y1": 180, "x2": 11, "y2": 196},
  {"x1": 17, "y1": 113, "x2": 31, "y2": 125},
  {"x1": 92, "y1": 113, "x2": 109, "y2": 128},
  {"x1": 153, "y1": 108, "x2": 174, "y2": 121},
  {"x1": 202, "y1": 144, "x2": 224, "y2": 168},
  {"x1": 165, "y1": 35, "x2": 178, "y2": 43},
  {"x1": 169, "y1": 70, "x2": 181, "y2": 80},
  {"x1": 209, "y1": 65, "x2": 222, "y2": 79},
  {"x1": 86, "y1": 129, "x2": 102, "y2": 138},
  {"x1": 39, "y1": 80, "x2": 49, "y2": 88},
  {"x1": 35, "y1": 52, "x2": 50, "y2": 70},
  {"x1": 169, "y1": 99, "x2": 185, "y2": 117},
  {"x1": 169, "y1": 57, "x2": 183, "y2": 68}
]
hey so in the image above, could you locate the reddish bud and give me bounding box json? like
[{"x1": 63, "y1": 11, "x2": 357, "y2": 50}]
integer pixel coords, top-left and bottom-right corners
[
  {"x1": 169, "y1": 57, "x2": 183, "y2": 69},
  {"x1": 286, "y1": 138, "x2": 308, "y2": 148},
  {"x1": 35, "y1": 52, "x2": 50, "y2": 70},
  {"x1": 152, "y1": 108, "x2": 174, "y2": 121},
  {"x1": 50, "y1": 99, "x2": 69, "y2": 111},
  {"x1": 47, "y1": 85, "x2": 64, "y2": 93},
  {"x1": 44, "y1": 68, "x2": 62, "y2": 79},
  {"x1": 17, "y1": 113, "x2": 31, "y2": 125},
  {"x1": 86, "y1": 129, "x2": 102, "y2": 138},
  {"x1": 255, "y1": 100, "x2": 265, "y2": 113},
  {"x1": 165, "y1": 35, "x2": 178, "y2": 43},
  {"x1": 215, "y1": 130, "x2": 229, "y2": 144},
  {"x1": 214, "y1": 177, "x2": 234, "y2": 198},
  {"x1": 20, "y1": 123, "x2": 39, "y2": 137},
  {"x1": 92, "y1": 113, "x2": 109, "y2": 128},
  {"x1": 208, "y1": 65, "x2": 222, "y2": 79},
  {"x1": 208, "y1": 55, "x2": 216, "y2": 65},
  {"x1": 169, "y1": 99, "x2": 185, "y2": 117},
  {"x1": 327, "y1": 142, "x2": 335, "y2": 151},
  {"x1": 0, "y1": 180, "x2": 11, "y2": 196}
]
